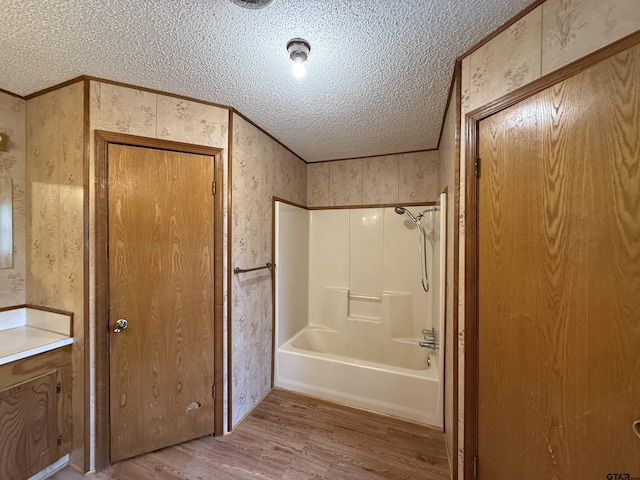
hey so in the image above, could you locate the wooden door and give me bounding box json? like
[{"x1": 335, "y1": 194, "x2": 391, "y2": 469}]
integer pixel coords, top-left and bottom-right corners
[
  {"x1": 477, "y1": 45, "x2": 640, "y2": 478},
  {"x1": 108, "y1": 144, "x2": 215, "y2": 462}
]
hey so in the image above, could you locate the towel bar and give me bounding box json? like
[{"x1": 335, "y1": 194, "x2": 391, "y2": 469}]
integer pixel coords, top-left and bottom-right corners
[{"x1": 233, "y1": 262, "x2": 275, "y2": 275}]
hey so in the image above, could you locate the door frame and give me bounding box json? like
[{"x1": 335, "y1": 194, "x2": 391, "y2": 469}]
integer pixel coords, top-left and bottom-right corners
[
  {"x1": 462, "y1": 31, "x2": 640, "y2": 479},
  {"x1": 94, "y1": 131, "x2": 225, "y2": 470}
]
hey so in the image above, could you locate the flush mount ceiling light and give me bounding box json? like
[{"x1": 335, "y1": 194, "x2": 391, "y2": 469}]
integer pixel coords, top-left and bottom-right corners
[
  {"x1": 287, "y1": 38, "x2": 311, "y2": 79},
  {"x1": 230, "y1": 0, "x2": 275, "y2": 9}
]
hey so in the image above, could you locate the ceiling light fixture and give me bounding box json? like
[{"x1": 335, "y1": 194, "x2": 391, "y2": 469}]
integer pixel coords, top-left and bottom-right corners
[
  {"x1": 287, "y1": 38, "x2": 310, "y2": 79},
  {"x1": 230, "y1": 0, "x2": 275, "y2": 10}
]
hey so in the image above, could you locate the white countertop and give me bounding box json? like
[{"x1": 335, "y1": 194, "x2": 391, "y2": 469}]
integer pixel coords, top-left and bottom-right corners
[{"x1": 0, "y1": 307, "x2": 73, "y2": 366}]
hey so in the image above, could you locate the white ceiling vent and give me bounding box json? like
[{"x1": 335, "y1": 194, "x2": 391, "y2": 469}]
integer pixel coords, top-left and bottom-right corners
[{"x1": 231, "y1": 0, "x2": 275, "y2": 9}]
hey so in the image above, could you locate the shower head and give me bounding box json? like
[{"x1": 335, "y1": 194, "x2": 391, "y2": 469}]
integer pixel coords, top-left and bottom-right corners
[{"x1": 394, "y1": 206, "x2": 418, "y2": 223}]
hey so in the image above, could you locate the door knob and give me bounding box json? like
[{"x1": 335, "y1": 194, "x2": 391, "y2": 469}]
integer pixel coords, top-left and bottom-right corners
[
  {"x1": 634, "y1": 421, "x2": 640, "y2": 439},
  {"x1": 113, "y1": 318, "x2": 129, "y2": 333}
]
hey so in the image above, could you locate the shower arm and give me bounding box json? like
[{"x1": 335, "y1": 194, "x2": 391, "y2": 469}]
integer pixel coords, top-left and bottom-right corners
[{"x1": 416, "y1": 206, "x2": 439, "y2": 221}]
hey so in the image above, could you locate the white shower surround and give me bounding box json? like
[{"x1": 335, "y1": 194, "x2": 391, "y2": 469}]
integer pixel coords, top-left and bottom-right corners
[{"x1": 275, "y1": 197, "x2": 445, "y2": 426}]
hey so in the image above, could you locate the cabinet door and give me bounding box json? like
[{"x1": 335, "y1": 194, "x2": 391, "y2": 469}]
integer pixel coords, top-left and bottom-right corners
[{"x1": 0, "y1": 371, "x2": 58, "y2": 480}]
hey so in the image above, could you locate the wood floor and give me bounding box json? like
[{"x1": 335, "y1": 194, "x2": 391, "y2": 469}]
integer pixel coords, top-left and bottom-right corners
[{"x1": 51, "y1": 389, "x2": 450, "y2": 479}]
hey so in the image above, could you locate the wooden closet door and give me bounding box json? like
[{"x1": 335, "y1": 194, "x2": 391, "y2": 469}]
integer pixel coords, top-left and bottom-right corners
[
  {"x1": 477, "y1": 44, "x2": 640, "y2": 478},
  {"x1": 108, "y1": 144, "x2": 215, "y2": 462}
]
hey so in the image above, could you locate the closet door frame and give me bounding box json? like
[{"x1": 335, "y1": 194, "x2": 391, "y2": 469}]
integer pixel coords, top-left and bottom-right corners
[{"x1": 93, "y1": 131, "x2": 225, "y2": 470}]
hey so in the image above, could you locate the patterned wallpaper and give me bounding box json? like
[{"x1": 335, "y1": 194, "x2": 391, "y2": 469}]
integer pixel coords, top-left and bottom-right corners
[
  {"x1": 456, "y1": 0, "x2": 640, "y2": 476},
  {"x1": 231, "y1": 113, "x2": 306, "y2": 426},
  {"x1": 0, "y1": 92, "x2": 26, "y2": 306},
  {"x1": 307, "y1": 151, "x2": 439, "y2": 208},
  {"x1": 437, "y1": 78, "x2": 458, "y2": 470},
  {"x1": 25, "y1": 81, "x2": 85, "y2": 466}
]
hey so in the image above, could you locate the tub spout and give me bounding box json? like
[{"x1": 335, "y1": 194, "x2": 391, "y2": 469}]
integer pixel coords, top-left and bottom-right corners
[{"x1": 419, "y1": 341, "x2": 438, "y2": 349}]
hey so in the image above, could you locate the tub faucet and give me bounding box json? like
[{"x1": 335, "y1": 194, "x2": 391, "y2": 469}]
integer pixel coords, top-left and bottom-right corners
[{"x1": 419, "y1": 328, "x2": 439, "y2": 349}]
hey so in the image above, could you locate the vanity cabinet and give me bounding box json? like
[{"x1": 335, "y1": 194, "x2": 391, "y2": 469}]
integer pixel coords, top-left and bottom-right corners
[{"x1": 0, "y1": 346, "x2": 72, "y2": 480}]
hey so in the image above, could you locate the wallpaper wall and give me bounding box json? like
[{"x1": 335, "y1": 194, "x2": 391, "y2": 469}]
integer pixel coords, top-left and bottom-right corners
[
  {"x1": 307, "y1": 151, "x2": 439, "y2": 208},
  {"x1": 0, "y1": 92, "x2": 26, "y2": 306},
  {"x1": 25, "y1": 82, "x2": 85, "y2": 467},
  {"x1": 231, "y1": 113, "x2": 306, "y2": 426},
  {"x1": 456, "y1": 0, "x2": 640, "y2": 476},
  {"x1": 437, "y1": 78, "x2": 458, "y2": 473}
]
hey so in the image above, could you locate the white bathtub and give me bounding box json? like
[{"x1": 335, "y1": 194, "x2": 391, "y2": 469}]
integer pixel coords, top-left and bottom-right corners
[{"x1": 275, "y1": 325, "x2": 442, "y2": 427}]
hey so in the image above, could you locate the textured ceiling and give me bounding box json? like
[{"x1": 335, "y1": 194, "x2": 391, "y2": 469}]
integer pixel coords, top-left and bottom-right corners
[{"x1": 0, "y1": 0, "x2": 532, "y2": 162}]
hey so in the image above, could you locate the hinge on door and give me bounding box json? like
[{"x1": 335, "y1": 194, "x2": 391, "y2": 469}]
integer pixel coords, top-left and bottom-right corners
[
  {"x1": 57, "y1": 435, "x2": 62, "y2": 446},
  {"x1": 474, "y1": 157, "x2": 481, "y2": 178},
  {"x1": 212, "y1": 384, "x2": 216, "y2": 399},
  {"x1": 212, "y1": 181, "x2": 216, "y2": 195},
  {"x1": 473, "y1": 455, "x2": 478, "y2": 478},
  {"x1": 56, "y1": 382, "x2": 61, "y2": 394}
]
